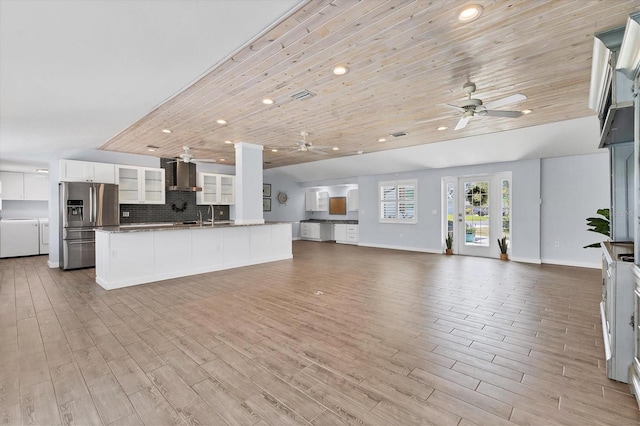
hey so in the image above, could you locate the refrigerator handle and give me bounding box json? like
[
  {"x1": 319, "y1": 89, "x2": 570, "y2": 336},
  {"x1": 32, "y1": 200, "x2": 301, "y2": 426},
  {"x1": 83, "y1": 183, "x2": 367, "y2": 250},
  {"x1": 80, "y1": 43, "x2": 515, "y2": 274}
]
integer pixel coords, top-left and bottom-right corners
[{"x1": 89, "y1": 185, "x2": 94, "y2": 224}]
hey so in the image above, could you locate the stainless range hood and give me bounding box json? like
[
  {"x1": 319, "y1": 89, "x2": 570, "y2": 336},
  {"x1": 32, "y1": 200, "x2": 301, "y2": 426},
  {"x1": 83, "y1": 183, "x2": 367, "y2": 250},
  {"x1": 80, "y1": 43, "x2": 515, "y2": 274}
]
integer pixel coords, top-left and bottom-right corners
[{"x1": 162, "y1": 159, "x2": 202, "y2": 192}]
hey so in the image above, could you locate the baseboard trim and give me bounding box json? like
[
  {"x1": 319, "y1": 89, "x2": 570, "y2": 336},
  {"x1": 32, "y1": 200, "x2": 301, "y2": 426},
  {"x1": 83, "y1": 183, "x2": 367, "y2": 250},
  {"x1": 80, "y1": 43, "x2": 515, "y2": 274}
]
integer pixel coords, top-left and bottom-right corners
[
  {"x1": 540, "y1": 258, "x2": 600, "y2": 269},
  {"x1": 358, "y1": 242, "x2": 442, "y2": 254},
  {"x1": 510, "y1": 257, "x2": 542, "y2": 264}
]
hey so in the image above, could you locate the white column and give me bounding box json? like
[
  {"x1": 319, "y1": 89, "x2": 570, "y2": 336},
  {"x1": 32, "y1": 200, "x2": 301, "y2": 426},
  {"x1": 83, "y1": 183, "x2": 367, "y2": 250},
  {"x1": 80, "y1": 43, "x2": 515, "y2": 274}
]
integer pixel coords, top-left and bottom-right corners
[{"x1": 234, "y1": 142, "x2": 265, "y2": 225}]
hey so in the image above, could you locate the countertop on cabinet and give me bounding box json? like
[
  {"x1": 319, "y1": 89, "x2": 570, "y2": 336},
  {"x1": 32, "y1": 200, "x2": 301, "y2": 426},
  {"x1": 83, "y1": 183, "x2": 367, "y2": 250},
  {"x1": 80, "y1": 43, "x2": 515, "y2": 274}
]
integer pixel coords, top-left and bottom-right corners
[
  {"x1": 602, "y1": 241, "x2": 634, "y2": 263},
  {"x1": 300, "y1": 219, "x2": 358, "y2": 224},
  {"x1": 97, "y1": 221, "x2": 291, "y2": 233}
]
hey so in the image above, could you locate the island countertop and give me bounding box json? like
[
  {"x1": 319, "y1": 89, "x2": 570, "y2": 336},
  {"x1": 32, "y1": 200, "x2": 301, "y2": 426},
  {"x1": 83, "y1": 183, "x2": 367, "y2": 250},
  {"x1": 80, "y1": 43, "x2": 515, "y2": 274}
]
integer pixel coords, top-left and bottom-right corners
[{"x1": 97, "y1": 221, "x2": 291, "y2": 233}]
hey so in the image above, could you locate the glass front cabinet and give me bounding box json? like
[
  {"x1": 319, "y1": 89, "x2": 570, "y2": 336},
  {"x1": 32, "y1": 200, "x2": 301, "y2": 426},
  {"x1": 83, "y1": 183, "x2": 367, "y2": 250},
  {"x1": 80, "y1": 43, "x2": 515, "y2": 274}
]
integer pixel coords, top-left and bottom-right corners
[
  {"x1": 196, "y1": 172, "x2": 235, "y2": 205},
  {"x1": 116, "y1": 165, "x2": 165, "y2": 204}
]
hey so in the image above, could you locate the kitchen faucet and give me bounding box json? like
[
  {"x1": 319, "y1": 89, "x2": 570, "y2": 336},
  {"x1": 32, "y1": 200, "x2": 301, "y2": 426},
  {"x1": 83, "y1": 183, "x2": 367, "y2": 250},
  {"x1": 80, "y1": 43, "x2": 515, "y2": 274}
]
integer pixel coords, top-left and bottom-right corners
[
  {"x1": 197, "y1": 210, "x2": 202, "y2": 225},
  {"x1": 207, "y1": 205, "x2": 215, "y2": 226}
]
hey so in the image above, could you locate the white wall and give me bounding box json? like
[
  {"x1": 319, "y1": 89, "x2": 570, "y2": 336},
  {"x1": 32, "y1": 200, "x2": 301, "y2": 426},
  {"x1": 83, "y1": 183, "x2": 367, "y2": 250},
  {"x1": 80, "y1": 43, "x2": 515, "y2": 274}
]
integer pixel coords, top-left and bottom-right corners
[
  {"x1": 541, "y1": 152, "x2": 610, "y2": 268},
  {"x1": 0, "y1": 200, "x2": 48, "y2": 219},
  {"x1": 263, "y1": 170, "x2": 306, "y2": 238},
  {"x1": 357, "y1": 159, "x2": 541, "y2": 262}
]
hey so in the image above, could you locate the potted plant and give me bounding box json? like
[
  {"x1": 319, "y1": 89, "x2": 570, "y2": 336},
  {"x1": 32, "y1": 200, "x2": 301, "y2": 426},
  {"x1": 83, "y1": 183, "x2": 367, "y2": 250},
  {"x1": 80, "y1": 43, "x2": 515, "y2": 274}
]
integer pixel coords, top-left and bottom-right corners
[
  {"x1": 583, "y1": 208, "x2": 610, "y2": 248},
  {"x1": 465, "y1": 225, "x2": 476, "y2": 242},
  {"x1": 497, "y1": 236, "x2": 508, "y2": 260},
  {"x1": 445, "y1": 234, "x2": 453, "y2": 255}
]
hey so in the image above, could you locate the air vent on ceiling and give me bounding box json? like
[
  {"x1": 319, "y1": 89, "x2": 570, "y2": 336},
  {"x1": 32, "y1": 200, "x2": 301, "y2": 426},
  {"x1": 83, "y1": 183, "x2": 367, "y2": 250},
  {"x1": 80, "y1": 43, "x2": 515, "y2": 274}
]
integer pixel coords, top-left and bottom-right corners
[
  {"x1": 390, "y1": 131, "x2": 408, "y2": 138},
  {"x1": 290, "y1": 89, "x2": 316, "y2": 101}
]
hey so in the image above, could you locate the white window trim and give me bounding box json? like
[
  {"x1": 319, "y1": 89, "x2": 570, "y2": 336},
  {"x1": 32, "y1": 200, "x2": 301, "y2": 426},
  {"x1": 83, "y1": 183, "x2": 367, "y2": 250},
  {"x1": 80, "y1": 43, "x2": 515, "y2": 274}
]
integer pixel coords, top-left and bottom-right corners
[{"x1": 379, "y1": 179, "x2": 418, "y2": 224}]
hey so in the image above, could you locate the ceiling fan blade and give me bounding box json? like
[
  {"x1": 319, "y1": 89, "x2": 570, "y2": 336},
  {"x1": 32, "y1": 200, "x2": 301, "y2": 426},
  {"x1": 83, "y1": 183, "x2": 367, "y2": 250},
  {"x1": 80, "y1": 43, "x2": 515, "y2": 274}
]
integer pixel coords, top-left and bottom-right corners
[
  {"x1": 445, "y1": 103, "x2": 465, "y2": 113},
  {"x1": 454, "y1": 116, "x2": 471, "y2": 130},
  {"x1": 483, "y1": 110, "x2": 523, "y2": 118},
  {"x1": 309, "y1": 145, "x2": 331, "y2": 150},
  {"x1": 192, "y1": 158, "x2": 217, "y2": 163},
  {"x1": 484, "y1": 93, "x2": 526, "y2": 110},
  {"x1": 308, "y1": 149, "x2": 328, "y2": 155}
]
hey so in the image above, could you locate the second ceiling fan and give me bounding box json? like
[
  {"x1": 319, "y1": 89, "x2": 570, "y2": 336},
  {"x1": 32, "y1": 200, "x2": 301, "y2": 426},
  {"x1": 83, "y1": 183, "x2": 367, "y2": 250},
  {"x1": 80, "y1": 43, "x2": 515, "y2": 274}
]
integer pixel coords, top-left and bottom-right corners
[{"x1": 446, "y1": 82, "x2": 527, "y2": 130}]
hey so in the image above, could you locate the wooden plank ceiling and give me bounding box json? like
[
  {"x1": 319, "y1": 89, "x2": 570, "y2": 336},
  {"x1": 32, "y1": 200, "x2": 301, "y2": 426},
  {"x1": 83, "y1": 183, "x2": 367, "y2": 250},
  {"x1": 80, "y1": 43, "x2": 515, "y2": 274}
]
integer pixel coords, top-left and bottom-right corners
[{"x1": 99, "y1": 0, "x2": 640, "y2": 169}]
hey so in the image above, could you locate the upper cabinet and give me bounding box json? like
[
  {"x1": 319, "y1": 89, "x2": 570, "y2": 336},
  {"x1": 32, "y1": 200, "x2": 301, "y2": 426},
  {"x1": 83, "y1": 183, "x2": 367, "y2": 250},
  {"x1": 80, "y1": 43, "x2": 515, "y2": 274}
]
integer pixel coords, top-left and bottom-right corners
[
  {"x1": 24, "y1": 173, "x2": 49, "y2": 200},
  {"x1": 305, "y1": 191, "x2": 328, "y2": 211},
  {"x1": 196, "y1": 173, "x2": 235, "y2": 205},
  {"x1": 60, "y1": 159, "x2": 115, "y2": 183},
  {"x1": 348, "y1": 189, "x2": 359, "y2": 211},
  {"x1": 116, "y1": 165, "x2": 165, "y2": 204},
  {"x1": 0, "y1": 172, "x2": 24, "y2": 200},
  {"x1": 0, "y1": 172, "x2": 48, "y2": 201}
]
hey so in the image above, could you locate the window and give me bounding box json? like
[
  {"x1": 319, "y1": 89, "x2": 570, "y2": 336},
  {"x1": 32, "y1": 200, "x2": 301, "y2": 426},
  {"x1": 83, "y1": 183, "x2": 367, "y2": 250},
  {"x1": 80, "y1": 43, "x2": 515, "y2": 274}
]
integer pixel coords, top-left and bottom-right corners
[{"x1": 379, "y1": 180, "x2": 417, "y2": 223}]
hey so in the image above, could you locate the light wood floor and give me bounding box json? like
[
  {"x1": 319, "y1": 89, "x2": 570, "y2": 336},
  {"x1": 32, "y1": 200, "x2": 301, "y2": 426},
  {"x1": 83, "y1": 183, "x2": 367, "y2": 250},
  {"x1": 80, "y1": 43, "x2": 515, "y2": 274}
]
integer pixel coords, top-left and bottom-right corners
[{"x1": 1, "y1": 241, "x2": 639, "y2": 425}]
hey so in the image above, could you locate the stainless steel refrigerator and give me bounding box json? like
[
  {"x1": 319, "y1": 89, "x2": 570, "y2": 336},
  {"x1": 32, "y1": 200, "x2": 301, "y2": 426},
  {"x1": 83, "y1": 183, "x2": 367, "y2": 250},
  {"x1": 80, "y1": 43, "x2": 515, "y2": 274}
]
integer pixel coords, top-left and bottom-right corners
[{"x1": 59, "y1": 182, "x2": 119, "y2": 270}]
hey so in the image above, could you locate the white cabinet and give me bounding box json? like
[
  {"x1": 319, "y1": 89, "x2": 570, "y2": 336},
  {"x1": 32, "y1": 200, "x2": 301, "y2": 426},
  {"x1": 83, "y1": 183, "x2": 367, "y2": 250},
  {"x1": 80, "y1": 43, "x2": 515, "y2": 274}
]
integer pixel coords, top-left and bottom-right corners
[
  {"x1": 0, "y1": 172, "x2": 48, "y2": 201},
  {"x1": 116, "y1": 165, "x2": 165, "y2": 204},
  {"x1": 305, "y1": 191, "x2": 328, "y2": 211},
  {"x1": 300, "y1": 222, "x2": 332, "y2": 241},
  {"x1": 335, "y1": 224, "x2": 358, "y2": 244},
  {"x1": 196, "y1": 173, "x2": 235, "y2": 205},
  {"x1": 348, "y1": 189, "x2": 359, "y2": 211},
  {"x1": 601, "y1": 242, "x2": 634, "y2": 383},
  {"x1": 24, "y1": 174, "x2": 48, "y2": 200},
  {"x1": 60, "y1": 159, "x2": 115, "y2": 183},
  {"x1": 0, "y1": 172, "x2": 24, "y2": 200}
]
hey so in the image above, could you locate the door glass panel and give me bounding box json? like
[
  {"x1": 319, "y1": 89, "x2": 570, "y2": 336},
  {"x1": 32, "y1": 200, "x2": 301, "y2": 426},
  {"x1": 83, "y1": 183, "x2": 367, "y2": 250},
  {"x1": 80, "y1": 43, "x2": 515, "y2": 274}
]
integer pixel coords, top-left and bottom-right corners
[
  {"x1": 501, "y1": 179, "x2": 510, "y2": 246},
  {"x1": 464, "y1": 180, "x2": 489, "y2": 246},
  {"x1": 446, "y1": 182, "x2": 454, "y2": 241}
]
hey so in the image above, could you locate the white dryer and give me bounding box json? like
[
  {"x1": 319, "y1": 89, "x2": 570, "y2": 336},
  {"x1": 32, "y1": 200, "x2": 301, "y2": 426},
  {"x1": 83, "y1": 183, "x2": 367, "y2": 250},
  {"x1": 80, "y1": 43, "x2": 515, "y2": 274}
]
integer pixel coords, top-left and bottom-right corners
[
  {"x1": 0, "y1": 218, "x2": 39, "y2": 258},
  {"x1": 38, "y1": 218, "x2": 49, "y2": 255}
]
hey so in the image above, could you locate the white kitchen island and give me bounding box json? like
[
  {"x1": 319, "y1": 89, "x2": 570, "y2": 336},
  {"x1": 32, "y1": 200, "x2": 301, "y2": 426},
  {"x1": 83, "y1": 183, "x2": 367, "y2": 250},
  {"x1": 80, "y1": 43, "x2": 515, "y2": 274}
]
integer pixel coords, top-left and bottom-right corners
[{"x1": 94, "y1": 222, "x2": 292, "y2": 290}]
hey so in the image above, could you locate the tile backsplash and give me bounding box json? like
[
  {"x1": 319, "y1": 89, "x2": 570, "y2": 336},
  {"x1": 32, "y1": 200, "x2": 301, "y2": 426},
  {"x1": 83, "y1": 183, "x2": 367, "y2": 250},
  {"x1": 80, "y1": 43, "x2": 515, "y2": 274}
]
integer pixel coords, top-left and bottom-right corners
[{"x1": 120, "y1": 191, "x2": 229, "y2": 224}]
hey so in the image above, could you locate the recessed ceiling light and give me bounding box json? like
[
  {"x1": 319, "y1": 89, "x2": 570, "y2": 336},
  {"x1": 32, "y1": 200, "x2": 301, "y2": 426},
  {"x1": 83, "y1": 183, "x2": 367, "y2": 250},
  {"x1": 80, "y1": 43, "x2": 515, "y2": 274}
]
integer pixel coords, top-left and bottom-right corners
[
  {"x1": 272, "y1": 149, "x2": 278, "y2": 152},
  {"x1": 216, "y1": 119, "x2": 227, "y2": 125},
  {"x1": 161, "y1": 129, "x2": 172, "y2": 133},
  {"x1": 357, "y1": 150, "x2": 364, "y2": 155},
  {"x1": 262, "y1": 98, "x2": 275, "y2": 105},
  {"x1": 522, "y1": 109, "x2": 533, "y2": 115},
  {"x1": 332, "y1": 147, "x2": 339, "y2": 151},
  {"x1": 333, "y1": 65, "x2": 349, "y2": 75},
  {"x1": 35, "y1": 168, "x2": 48, "y2": 173},
  {"x1": 219, "y1": 158, "x2": 226, "y2": 162},
  {"x1": 458, "y1": 4, "x2": 483, "y2": 22},
  {"x1": 224, "y1": 140, "x2": 233, "y2": 144},
  {"x1": 147, "y1": 148, "x2": 156, "y2": 152},
  {"x1": 378, "y1": 138, "x2": 387, "y2": 142},
  {"x1": 437, "y1": 126, "x2": 448, "y2": 131}
]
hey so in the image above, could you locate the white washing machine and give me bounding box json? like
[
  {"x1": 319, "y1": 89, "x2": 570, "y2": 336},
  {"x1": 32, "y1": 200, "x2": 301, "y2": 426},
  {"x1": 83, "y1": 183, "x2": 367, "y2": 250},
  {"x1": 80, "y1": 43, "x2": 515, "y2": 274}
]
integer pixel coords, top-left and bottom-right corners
[
  {"x1": 0, "y1": 218, "x2": 39, "y2": 258},
  {"x1": 38, "y1": 218, "x2": 49, "y2": 255}
]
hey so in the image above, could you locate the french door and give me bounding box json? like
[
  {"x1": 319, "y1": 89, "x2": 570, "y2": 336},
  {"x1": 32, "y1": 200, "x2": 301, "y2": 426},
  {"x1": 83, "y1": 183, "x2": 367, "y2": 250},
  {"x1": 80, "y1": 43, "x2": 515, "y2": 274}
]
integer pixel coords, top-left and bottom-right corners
[{"x1": 444, "y1": 173, "x2": 511, "y2": 258}]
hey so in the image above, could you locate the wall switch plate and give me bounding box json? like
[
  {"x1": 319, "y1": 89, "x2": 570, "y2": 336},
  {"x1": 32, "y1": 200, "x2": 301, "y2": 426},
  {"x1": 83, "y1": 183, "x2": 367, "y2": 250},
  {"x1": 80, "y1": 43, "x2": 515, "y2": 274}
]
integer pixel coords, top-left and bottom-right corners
[
  {"x1": 554, "y1": 241, "x2": 560, "y2": 248},
  {"x1": 122, "y1": 211, "x2": 129, "y2": 217}
]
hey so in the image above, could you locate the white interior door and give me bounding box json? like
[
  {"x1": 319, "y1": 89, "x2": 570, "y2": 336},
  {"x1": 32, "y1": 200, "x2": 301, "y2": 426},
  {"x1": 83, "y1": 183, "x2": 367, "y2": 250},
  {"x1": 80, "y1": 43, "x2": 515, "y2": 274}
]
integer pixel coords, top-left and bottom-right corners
[{"x1": 446, "y1": 173, "x2": 511, "y2": 258}]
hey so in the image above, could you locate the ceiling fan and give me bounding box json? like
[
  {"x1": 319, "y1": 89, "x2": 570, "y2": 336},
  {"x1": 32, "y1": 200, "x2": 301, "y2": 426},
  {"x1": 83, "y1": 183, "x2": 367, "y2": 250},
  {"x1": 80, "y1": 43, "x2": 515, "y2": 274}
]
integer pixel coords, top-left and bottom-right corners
[
  {"x1": 170, "y1": 146, "x2": 216, "y2": 163},
  {"x1": 446, "y1": 82, "x2": 527, "y2": 130},
  {"x1": 286, "y1": 131, "x2": 330, "y2": 155}
]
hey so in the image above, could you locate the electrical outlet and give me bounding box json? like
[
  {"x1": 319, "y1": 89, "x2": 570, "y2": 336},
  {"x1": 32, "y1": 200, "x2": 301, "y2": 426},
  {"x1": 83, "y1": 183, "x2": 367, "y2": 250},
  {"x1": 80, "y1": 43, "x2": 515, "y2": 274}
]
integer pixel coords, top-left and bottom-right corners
[
  {"x1": 122, "y1": 211, "x2": 129, "y2": 217},
  {"x1": 554, "y1": 241, "x2": 560, "y2": 248},
  {"x1": 111, "y1": 250, "x2": 117, "y2": 258}
]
